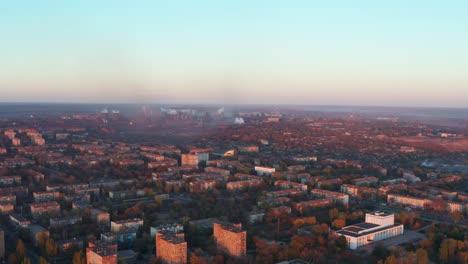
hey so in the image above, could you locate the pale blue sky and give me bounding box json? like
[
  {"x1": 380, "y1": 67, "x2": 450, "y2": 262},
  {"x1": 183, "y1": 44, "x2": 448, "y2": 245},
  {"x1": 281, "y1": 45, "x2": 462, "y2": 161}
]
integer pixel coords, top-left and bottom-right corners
[{"x1": 1, "y1": 1, "x2": 467, "y2": 107}]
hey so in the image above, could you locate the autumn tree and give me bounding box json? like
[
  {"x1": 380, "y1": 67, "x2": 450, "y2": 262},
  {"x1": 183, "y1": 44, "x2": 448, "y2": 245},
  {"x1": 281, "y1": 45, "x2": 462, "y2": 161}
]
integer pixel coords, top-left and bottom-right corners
[
  {"x1": 383, "y1": 255, "x2": 396, "y2": 264},
  {"x1": 293, "y1": 216, "x2": 317, "y2": 229},
  {"x1": 189, "y1": 248, "x2": 209, "y2": 264},
  {"x1": 20, "y1": 257, "x2": 31, "y2": 264},
  {"x1": 214, "y1": 254, "x2": 224, "y2": 264},
  {"x1": 46, "y1": 239, "x2": 58, "y2": 258},
  {"x1": 332, "y1": 219, "x2": 346, "y2": 229},
  {"x1": 155, "y1": 196, "x2": 163, "y2": 207},
  {"x1": 415, "y1": 248, "x2": 428, "y2": 264},
  {"x1": 438, "y1": 238, "x2": 465, "y2": 263},
  {"x1": 329, "y1": 208, "x2": 339, "y2": 221},
  {"x1": 450, "y1": 210, "x2": 461, "y2": 223},
  {"x1": 16, "y1": 239, "x2": 26, "y2": 261},
  {"x1": 39, "y1": 256, "x2": 48, "y2": 264},
  {"x1": 405, "y1": 251, "x2": 414, "y2": 264},
  {"x1": 7, "y1": 253, "x2": 17, "y2": 264},
  {"x1": 73, "y1": 251, "x2": 86, "y2": 264}
]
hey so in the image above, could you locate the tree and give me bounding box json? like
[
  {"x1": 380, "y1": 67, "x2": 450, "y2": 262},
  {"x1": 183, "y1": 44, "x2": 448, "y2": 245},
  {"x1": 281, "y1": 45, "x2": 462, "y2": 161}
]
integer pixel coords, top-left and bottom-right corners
[
  {"x1": 335, "y1": 236, "x2": 348, "y2": 251},
  {"x1": 373, "y1": 244, "x2": 389, "y2": 260},
  {"x1": 416, "y1": 248, "x2": 428, "y2": 264},
  {"x1": 73, "y1": 251, "x2": 86, "y2": 264},
  {"x1": 7, "y1": 253, "x2": 17, "y2": 264},
  {"x1": 155, "y1": 196, "x2": 163, "y2": 207},
  {"x1": 46, "y1": 239, "x2": 58, "y2": 258},
  {"x1": 214, "y1": 254, "x2": 224, "y2": 264},
  {"x1": 39, "y1": 256, "x2": 48, "y2": 264},
  {"x1": 189, "y1": 248, "x2": 208, "y2": 264},
  {"x1": 384, "y1": 255, "x2": 396, "y2": 264},
  {"x1": 329, "y1": 208, "x2": 339, "y2": 221},
  {"x1": 451, "y1": 210, "x2": 461, "y2": 223},
  {"x1": 180, "y1": 216, "x2": 191, "y2": 225},
  {"x1": 21, "y1": 257, "x2": 31, "y2": 264},
  {"x1": 37, "y1": 232, "x2": 48, "y2": 248},
  {"x1": 439, "y1": 239, "x2": 449, "y2": 263},
  {"x1": 332, "y1": 219, "x2": 346, "y2": 229},
  {"x1": 405, "y1": 251, "x2": 414, "y2": 264},
  {"x1": 293, "y1": 217, "x2": 317, "y2": 229},
  {"x1": 16, "y1": 239, "x2": 26, "y2": 261}
]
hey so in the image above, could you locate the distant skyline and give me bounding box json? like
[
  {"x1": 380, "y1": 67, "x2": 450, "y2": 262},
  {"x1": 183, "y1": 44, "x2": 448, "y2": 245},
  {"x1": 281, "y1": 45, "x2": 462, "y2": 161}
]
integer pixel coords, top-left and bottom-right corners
[{"x1": 1, "y1": 1, "x2": 467, "y2": 107}]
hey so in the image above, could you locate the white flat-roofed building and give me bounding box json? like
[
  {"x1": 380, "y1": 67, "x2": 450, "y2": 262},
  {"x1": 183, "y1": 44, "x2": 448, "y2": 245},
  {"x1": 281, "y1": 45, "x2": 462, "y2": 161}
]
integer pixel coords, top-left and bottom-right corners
[
  {"x1": 255, "y1": 166, "x2": 276, "y2": 176},
  {"x1": 336, "y1": 212, "x2": 403, "y2": 250}
]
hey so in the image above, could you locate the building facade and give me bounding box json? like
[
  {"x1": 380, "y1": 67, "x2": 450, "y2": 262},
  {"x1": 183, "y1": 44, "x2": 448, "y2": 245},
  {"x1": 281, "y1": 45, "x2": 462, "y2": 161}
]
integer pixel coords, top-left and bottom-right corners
[
  {"x1": 213, "y1": 222, "x2": 246, "y2": 257},
  {"x1": 156, "y1": 231, "x2": 187, "y2": 264},
  {"x1": 86, "y1": 242, "x2": 118, "y2": 264}
]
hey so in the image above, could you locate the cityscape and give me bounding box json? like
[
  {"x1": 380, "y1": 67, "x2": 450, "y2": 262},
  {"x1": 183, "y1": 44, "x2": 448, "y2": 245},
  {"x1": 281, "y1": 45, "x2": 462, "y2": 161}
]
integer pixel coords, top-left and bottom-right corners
[
  {"x1": 1, "y1": 1, "x2": 468, "y2": 264},
  {"x1": 0, "y1": 104, "x2": 465, "y2": 263}
]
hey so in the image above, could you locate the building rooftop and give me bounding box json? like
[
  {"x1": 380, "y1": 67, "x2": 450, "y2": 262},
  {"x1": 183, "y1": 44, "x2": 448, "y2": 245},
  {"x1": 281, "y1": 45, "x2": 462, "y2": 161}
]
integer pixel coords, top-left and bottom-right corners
[
  {"x1": 216, "y1": 222, "x2": 244, "y2": 233},
  {"x1": 159, "y1": 231, "x2": 186, "y2": 244},
  {"x1": 112, "y1": 218, "x2": 142, "y2": 224},
  {"x1": 88, "y1": 242, "x2": 117, "y2": 256},
  {"x1": 368, "y1": 211, "x2": 392, "y2": 217},
  {"x1": 28, "y1": 224, "x2": 47, "y2": 234},
  {"x1": 337, "y1": 223, "x2": 402, "y2": 238}
]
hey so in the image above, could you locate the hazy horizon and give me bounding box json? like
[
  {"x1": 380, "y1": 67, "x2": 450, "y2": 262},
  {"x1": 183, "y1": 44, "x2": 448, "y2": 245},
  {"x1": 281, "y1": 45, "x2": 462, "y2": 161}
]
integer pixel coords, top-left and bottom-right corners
[{"x1": 1, "y1": 1, "x2": 467, "y2": 107}]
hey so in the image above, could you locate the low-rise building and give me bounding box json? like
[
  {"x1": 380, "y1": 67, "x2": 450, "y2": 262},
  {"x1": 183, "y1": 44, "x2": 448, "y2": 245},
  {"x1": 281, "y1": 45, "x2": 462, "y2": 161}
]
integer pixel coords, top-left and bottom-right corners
[
  {"x1": 0, "y1": 176, "x2": 21, "y2": 186},
  {"x1": 274, "y1": 180, "x2": 308, "y2": 192},
  {"x1": 238, "y1": 145, "x2": 259, "y2": 153},
  {"x1": 189, "y1": 179, "x2": 216, "y2": 193},
  {"x1": 111, "y1": 218, "x2": 143, "y2": 232},
  {"x1": 101, "y1": 230, "x2": 137, "y2": 246},
  {"x1": 33, "y1": 191, "x2": 60, "y2": 202},
  {"x1": 310, "y1": 189, "x2": 349, "y2": 206},
  {"x1": 266, "y1": 189, "x2": 304, "y2": 199},
  {"x1": 402, "y1": 172, "x2": 421, "y2": 183},
  {"x1": 30, "y1": 202, "x2": 60, "y2": 218},
  {"x1": 387, "y1": 194, "x2": 430, "y2": 209},
  {"x1": 151, "y1": 223, "x2": 183, "y2": 238},
  {"x1": 0, "y1": 202, "x2": 14, "y2": 214},
  {"x1": 352, "y1": 176, "x2": 379, "y2": 186},
  {"x1": 50, "y1": 216, "x2": 82, "y2": 228},
  {"x1": 204, "y1": 167, "x2": 230, "y2": 176},
  {"x1": 292, "y1": 198, "x2": 334, "y2": 213},
  {"x1": 91, "y1": 209, "x2": 110, "y2": 227},
  {"x1": 0, "y1": 195, "x2": 16, "y2": 204},
  {"x1": 227, "y1": 179, "x2": 263, "y2": 191}
]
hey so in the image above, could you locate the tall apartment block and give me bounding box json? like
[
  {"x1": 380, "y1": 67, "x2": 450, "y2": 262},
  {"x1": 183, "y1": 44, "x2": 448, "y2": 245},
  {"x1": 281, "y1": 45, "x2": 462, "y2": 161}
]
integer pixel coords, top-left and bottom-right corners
[
  {"x1": 213, "y1": 222, "x2": 246, "y2": 257},
  {"x1": 156, "y1": 231, "x2": 187, "y2": 264}
]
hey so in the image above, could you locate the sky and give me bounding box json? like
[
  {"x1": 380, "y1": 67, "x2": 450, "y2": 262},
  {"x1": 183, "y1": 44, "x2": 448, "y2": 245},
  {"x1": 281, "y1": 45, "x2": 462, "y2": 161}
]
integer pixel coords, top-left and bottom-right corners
[{"x1": 1, "y1": 0, "x2": 467, "y2": 107}]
